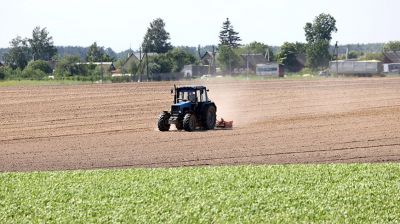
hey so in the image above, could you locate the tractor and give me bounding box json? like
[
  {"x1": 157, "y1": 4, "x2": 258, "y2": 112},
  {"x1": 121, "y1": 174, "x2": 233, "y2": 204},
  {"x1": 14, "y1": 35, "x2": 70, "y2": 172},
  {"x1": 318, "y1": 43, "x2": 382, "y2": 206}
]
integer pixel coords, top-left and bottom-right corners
[{"x1": 158, "y1": 85, "x2": 217, "y2": 132}]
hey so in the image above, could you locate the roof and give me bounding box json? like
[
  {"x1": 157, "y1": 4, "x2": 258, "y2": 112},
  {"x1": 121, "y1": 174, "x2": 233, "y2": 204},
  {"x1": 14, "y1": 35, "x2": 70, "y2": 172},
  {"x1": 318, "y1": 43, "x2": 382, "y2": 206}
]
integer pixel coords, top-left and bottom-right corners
[
  {"x1": 240, "y1": 54, "x2": 269, "y2": 66},
  {"x1": 177, "y1": 86, "x2": 207, "y2": 91},
  {"x1": 133, "y1": 52, "x2": 158, "y2": 60},
  {"x1": 384, "y1": 51, "x2": 400, "y2": 63},
  {"x1": 331, "y1": 60, "x2": 381, "y2": 63},
  {"x1": 77, "y1": 62, "x2": 113, "y2": 65}
]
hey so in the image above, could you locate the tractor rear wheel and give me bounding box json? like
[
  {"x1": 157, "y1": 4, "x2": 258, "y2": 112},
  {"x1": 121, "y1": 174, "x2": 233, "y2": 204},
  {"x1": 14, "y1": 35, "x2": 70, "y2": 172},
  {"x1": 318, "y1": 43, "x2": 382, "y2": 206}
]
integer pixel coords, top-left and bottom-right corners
[
  {"x1": 158, "y1": 112, "x2": 171, "y2": 131},
  {"x1": 183, "y1": 113, "x2": 196, "y2": 132},
  {"x1": 203, "y1": 106, "x2": 216, "y2": 130}
]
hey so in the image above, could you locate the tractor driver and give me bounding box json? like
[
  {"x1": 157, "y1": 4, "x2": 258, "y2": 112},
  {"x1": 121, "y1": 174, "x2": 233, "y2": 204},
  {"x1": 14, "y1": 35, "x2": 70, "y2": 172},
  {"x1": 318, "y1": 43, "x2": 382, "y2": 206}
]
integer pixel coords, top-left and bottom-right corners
[{"x1": 188, "y1": 91, "x2": 196, "y2": 103}]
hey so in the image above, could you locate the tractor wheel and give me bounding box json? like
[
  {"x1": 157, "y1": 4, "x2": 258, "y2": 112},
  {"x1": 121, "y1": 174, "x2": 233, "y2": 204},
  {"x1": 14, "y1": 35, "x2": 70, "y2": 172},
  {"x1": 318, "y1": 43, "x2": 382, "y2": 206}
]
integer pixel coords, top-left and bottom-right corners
[
  {"x1": 183, "y1": 113, "x2": 196, "y2": 132},
  {"x1": 175, "y1": 120, "x2": 183, "y2": 130},
  {"x1": 157, "y1": 112, "x2": 171, "y2": 131},
  {"x1": 203, "y1": 106, "x2": 216, "y2": 130}
]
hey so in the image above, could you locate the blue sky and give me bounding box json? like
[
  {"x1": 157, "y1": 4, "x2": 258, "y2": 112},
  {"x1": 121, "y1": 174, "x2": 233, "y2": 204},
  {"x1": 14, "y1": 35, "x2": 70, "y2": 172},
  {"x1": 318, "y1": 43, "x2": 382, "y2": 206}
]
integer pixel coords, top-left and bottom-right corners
[{"x1": 1, "y1": 0, "x2": 399, "y2": 51}]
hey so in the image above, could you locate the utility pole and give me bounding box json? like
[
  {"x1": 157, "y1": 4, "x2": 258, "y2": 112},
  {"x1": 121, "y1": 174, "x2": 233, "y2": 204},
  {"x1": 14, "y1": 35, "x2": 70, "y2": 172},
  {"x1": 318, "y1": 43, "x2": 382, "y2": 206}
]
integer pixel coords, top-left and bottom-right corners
[
  {"x1": 335, "y1": 41, "x2": 339, "y2": 76},
  {"x1": 138, "y1": 47, "x2": 142, "y2": 82},
  {"x1": 146, "y1": 51, "x2": 149, "y2": 81}
]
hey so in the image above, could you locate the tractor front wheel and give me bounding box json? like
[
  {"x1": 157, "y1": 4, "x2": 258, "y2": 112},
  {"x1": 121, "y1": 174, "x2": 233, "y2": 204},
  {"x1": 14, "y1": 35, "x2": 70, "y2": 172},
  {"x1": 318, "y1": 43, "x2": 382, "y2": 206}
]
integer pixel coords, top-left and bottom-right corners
[
  {"x1": 175, "y1": 120, "x2": 183, "y2": 130},
  {"x1": 183, "y1": 113, "x2": 196, "y2": 132},
  {"x1": 158, "y1": 112, "x2": 171, "y2": 131}
]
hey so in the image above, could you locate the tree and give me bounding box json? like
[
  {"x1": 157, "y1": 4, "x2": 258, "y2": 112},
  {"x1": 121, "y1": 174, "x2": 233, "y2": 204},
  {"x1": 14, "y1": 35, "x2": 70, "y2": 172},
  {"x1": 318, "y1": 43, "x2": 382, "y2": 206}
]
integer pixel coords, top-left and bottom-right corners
[
  {"x1": 237, "y1": 41, "x2": 274, "y2": 61},
  {"x1": 304, "y1": 13, "x2": 337, "y2": 69},
  {"x1": 54, "y1": 55, "x2": 83, "y2": 77},
  {"x1": 304, "y1": 13, "x2": 337, "y2": 43},
  {"x1": 166, "y1": 48, "x2": 197, "y2": 72},
  {"x1": 219, "y1": 18, "x2": 241, "y2": 48},
  {"x1": 29, "y1": 26, "x2": 57, "y2": 61},
  {"x1": 142, "y1": 18, "x2": 173, "y2": 53},
  {"x1": 151, "y1": 54, "x2": 173, "y2": 73},
  {"x1": 217, "y1": 45, "x2": 242, "y2": 72},
  {"x1": 347, "y1": 51, "x2": 361, "y2": 59},
  {"x1": 359, "y1": 52, "x2": 384, "y2": 61},
  {"x1": 86, "y1": 42, "x2": 112, "y2": 62},
  {"x1": 26, "y1": 60, "x2": 52, "y2": 74},
  {"x1": 306, "y1": 40, "x2": 331, "y2": 70},
  {"x1": 3, "y1": 36, "x2": 31, "y2": 69},
  {"x1": 277, "y1": 42, "x2": 306, "y2": 72},
  {"x1": 383, "y1": 41, "x2": 400, "y2": 51}
]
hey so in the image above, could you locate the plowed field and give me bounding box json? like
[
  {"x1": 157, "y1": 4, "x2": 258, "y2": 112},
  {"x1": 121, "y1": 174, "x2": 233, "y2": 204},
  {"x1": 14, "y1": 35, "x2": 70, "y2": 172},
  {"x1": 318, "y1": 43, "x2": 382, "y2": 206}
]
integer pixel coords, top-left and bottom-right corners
[{"x1": 1, "y1": 78, "x2": 400, "y2": 172}]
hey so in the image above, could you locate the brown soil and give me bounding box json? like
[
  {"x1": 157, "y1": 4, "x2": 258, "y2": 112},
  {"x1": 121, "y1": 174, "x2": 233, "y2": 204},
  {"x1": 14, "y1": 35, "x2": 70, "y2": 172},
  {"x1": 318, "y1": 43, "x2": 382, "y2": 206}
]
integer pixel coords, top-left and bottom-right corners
[{"x1": 1, "y1": 78, "x2": 400, "y2": 172}]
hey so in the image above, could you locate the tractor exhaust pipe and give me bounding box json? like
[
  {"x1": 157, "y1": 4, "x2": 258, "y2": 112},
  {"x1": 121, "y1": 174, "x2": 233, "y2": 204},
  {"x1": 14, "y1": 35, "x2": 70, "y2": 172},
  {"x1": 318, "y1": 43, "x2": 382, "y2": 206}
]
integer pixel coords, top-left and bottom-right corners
[{"x1": 173, "y1": 84, "x2": 177, "y2": 104}]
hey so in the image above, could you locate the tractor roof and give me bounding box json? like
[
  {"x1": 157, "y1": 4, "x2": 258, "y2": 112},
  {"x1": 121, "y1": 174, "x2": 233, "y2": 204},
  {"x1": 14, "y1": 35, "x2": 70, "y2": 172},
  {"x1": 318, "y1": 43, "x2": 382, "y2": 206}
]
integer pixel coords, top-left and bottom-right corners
[{"x1": 176, "y1": 86, "x2": 207, "y2": 91}]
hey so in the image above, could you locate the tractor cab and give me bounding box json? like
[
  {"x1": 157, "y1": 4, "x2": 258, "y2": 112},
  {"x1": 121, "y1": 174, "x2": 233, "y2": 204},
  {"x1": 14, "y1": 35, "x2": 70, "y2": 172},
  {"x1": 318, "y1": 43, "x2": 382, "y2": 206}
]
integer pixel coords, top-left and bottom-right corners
[{"x1": 175, "y1": 86, "x2": 209, "y2": 103}]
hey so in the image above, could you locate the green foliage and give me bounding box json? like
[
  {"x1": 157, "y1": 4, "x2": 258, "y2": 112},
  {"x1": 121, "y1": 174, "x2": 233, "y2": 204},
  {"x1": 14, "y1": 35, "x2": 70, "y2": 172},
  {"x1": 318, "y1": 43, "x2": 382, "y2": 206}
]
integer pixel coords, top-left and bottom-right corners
[
  {"x1": 304, "y1": 13, "x2": 337, "y2": 43},
  {"x1": 145, "y1": 48, "x2": 197, "y2": 74},
  {"x1": 0, "y1": 67, "x2": 5, "y2": 80},
  {"x1": 151, "y1": 54, "x2": 173, "y2": 73},
  {"x1": 306, "y1": 40, "x2": 331, "y2": 70},
  {"x1": 277, "y1": 42, "x2": 306, "y2": 72},
  {"x1": 359, "y1": 52, "x2": 384, "y2": 61},
  {"x1": 3, "y1": 36, "x2": 31, "y2": 69},
  {"x1": 236, "y1": 41, "x2": 274, "y2": 60},
  {"x1": 219, "y1": 18, "x2": 241, "y2": 48},
  {"x1": 217, "y1": 45, "x2": 242, "y2": 72},
  {"x1": 21, "y1": 67, "x2": 47, "y2": 80},
  {"x1": 383, "y1": 41, "x2": 400, "y2": 51},
  {"x1": 86, "y1": 42, "x2": 113, "y2": 62},
  {"x1": 26, "y1": 60, "x2": 52, "y2": 74},
  {"x1": 304, "y1": 13, "x2": 337, "y2": 69},
  {"x1": 1, "y1": 164, "x2": 400, "y2": 223},
  {"x1": 167, "y1": 48, "x2": 197, "y2": 72},
  {"x1": 54, "y1": 55, "x2": 83, "y2": 78},
  {"x1": 142, "y1": 18, "x2": 173, "y2": 53},
  {"x1": 28, "y1": 26, "x2": 57, "y2": 61},
  {"x1": 347, "y1": 51, "x2": 361, "y2": 59}
]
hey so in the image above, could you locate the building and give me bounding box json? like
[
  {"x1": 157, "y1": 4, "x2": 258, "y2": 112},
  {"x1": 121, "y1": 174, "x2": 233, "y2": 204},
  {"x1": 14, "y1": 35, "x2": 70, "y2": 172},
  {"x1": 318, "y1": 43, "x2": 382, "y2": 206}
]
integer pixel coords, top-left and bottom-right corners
[
  {"x1": 329, "y1": 60, "x2": 382, "y2": 75},
  {"x1": 240, "y1": 54, "x2": 269, "y2": 72},
  {"x1": 383, "y1": 51, "x2": 400, "y2": 74},
  {"x1": 256, "y1": 63, "x2": 284, "y2": 77},
  {"x1": 181, "y1": 65, "x2": 214, "y2": 77},
  {"x1": 383, "y1": 63, "x2": 400, "y2": 74}
]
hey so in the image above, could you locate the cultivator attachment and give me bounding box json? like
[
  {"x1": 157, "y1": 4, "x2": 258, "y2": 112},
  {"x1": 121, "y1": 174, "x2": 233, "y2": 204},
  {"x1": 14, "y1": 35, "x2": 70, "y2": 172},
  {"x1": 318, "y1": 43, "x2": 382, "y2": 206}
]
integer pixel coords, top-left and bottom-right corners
[{"x1": 216, "y1": 118, "x2": 233, "y2": 129}]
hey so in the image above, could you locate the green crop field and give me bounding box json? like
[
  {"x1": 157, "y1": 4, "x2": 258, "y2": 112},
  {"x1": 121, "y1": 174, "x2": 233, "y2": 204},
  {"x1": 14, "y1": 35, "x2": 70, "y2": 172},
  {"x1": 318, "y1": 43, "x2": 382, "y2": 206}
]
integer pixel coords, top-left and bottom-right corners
[{"x1": 1, "y1": 164, "x2": 399, "y2": 223}]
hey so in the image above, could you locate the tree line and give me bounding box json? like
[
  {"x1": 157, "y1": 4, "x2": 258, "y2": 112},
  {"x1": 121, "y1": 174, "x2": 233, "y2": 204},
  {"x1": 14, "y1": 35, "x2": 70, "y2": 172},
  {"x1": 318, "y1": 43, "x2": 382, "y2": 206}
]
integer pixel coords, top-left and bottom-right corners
[{"x1": 1, "y1": 14, "x2": 400, "y2": 81}]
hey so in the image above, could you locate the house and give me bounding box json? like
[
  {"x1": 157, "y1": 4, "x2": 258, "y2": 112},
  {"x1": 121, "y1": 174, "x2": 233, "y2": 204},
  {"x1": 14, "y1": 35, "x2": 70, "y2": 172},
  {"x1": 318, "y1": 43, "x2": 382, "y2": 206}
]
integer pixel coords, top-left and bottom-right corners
[
  {"x1": 200, "y1": 51, "x2": 215, "y2": 65},
  {"x1": 120, "y1": 52, "x2": 158, "y2": 73},
  {"x1": 240, "y1": 54, "x2": 269, "y2": 72},
  {"x1": 181, "y1": 65, "x2": 214, "y2": 77}
]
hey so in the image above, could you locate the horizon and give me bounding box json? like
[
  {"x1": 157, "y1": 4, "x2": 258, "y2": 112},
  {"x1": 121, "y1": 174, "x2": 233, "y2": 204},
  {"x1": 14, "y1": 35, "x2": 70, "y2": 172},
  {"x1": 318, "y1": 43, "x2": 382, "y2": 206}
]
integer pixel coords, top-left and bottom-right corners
[{"x1": 1, "y1": 0, "x2": 399, "y2": 52}]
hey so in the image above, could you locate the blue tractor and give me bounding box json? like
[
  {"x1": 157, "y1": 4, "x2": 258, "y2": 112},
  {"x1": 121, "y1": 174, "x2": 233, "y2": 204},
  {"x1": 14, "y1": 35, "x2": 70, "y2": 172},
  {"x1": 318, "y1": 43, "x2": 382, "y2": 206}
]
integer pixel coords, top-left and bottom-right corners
[{"x1": 158, "y1": 85, "x2": 217, "y2": 132}]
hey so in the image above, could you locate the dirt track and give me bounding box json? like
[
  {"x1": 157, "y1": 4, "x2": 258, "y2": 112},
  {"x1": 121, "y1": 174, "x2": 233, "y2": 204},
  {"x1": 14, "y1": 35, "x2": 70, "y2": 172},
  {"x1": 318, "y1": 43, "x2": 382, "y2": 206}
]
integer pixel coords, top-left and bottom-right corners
[{"x1": 1, "y1": 78, "x2": 400, "y2": 172}]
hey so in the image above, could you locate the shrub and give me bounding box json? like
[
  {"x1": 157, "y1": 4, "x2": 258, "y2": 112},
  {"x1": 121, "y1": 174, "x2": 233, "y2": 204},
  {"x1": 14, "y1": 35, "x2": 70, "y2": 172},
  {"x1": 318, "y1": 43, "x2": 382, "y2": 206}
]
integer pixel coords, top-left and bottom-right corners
[
  {"x1": 21, "y1": 67, "x2": 47, "y2": 80},
  {"x1": 0, "y1": 67, "x2": 5, "y2": 80},
  {"x1": 26, "y1": 60, "x2": 53, "y2": 74}
]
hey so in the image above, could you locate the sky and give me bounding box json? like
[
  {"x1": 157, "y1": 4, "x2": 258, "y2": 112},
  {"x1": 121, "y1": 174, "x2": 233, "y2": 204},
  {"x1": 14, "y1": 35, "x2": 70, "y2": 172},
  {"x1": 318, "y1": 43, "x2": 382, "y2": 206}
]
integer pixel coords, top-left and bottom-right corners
[{"x1": 1, "y1": 0, "x2": 399, "y2": 52}]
